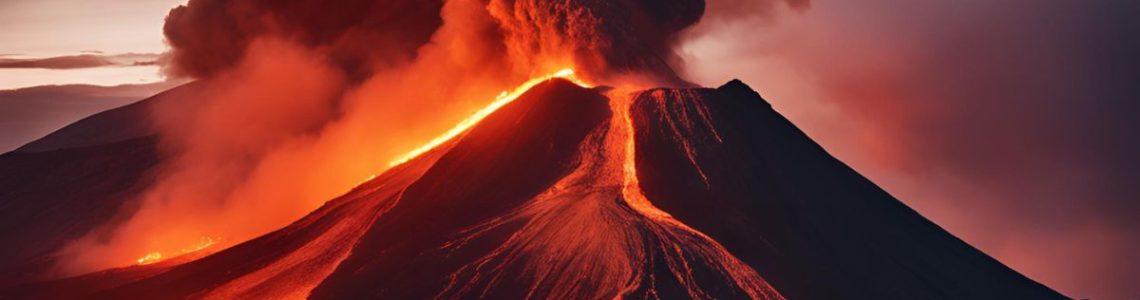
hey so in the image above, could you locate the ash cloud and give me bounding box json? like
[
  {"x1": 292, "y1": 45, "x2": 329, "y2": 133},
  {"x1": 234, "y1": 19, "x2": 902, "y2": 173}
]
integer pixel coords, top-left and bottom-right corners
[
  {"x1": 162, "y1": 0, "x2": 724, "y2": 84},
  {"x1": 161, "y1": 0, "x2": 444, "y2": 79},
  {"x1": 486, "y1": 0, "x2": 704, "y2": 84}
]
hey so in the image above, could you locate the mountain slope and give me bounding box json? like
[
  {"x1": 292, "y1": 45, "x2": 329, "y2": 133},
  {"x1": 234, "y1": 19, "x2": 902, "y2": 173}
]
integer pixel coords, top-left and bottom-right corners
[
  {"x1": 0, "y1": 81, "x2": 179, "y2": 153},
  {"x1": 0, "y1": 137, "x2": 159, "y2": 284},
  {"x1": 0, "y1": 82, "x2": 199, "y2": 284},
  {"x1": 15, "y1": 81, "x2": 200, "y2": 153},
  {"x1": 631, "y1": 80, "x2": 1066, "y2": 299},
  {"x1": 0, "y1": 79, "x2": 1065, "y2": 299}
]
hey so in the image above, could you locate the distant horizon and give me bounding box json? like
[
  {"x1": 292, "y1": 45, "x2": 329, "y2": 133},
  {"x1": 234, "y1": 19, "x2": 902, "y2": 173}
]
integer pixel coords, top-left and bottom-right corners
[
  {"x1": 0, "y1": 0, "x2": 185, "y2": 56},
  {"x1": 0, "y1": 0, "x2": 180, "y2": 88}
]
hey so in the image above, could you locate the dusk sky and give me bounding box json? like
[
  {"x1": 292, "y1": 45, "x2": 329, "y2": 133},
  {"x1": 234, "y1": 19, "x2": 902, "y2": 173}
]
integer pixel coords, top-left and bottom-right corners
[
  {"x1": 0, "y1": 0, "x2": 1136, "y2": 299},
  {"x1": 0, "y1": 0, "x2": 180, "y2": 89},
  {"x1": 0, "y1": 0, "x2": 183, "y2": 55}
]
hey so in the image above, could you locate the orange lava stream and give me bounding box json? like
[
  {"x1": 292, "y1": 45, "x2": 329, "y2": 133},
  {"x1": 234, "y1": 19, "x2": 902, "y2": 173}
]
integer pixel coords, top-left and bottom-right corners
[
  {"x1": 388, "y1": 68, "x2": 585, "y2": 167},
  {"x1": 434, "y1": 88, "x2": 782, "y2": 299},
  {"x1": 610, "y1": 90, "x2": 784, "y2": 300},
  {"x1": 136, "y1": 236, "x2": 219, "y2": 265},
  {"x1": 612, "y1": 92, "x2": 674, "y2": 221}
]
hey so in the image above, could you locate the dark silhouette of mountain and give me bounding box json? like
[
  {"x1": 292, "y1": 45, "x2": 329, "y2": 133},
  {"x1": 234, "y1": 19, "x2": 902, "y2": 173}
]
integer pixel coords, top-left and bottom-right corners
[
  {"x1": 631, "y1": 80, "x2": 1067, "y2": 299},
  {"x1": 0, "y1": 82, "x2": 198, "y2": 284},
  {"x1": 14, "y1": 82, "x2": 200, "y2": 153},
  {"x1": 0, "y1": 79, "x2": 1066, "y2": 299},
  {"x1": 0, "y1": 137, "x2": 159, "y2": 284},
  {"x1": 0, "y1": 81, "x2": 180, "y2": 153}
]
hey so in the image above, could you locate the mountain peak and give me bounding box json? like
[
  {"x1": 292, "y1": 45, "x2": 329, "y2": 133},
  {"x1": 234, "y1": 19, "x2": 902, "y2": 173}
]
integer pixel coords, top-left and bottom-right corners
[{"x1": 718, "y1": 78, "x2": 772, "y2": 108}]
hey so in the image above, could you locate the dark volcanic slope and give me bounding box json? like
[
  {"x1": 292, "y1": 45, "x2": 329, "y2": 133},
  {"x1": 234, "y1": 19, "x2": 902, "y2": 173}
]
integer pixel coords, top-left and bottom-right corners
[
  {"x1": 631, "y1": 80, "x2": 1067, "y2": 299},
  {"x1": 311, "y1": 79, "x2": 784, "y2": 299},
  {"x1": 309, "y1": 79, "x2": 613, "y2": 299},
  {"x1": 0, "y1": 83, "x2": 201, "y2": 285},
  {"x1": 16, "y1": 82, "x2": 200, "y2": 153},
  {"x1": 0, "y1": 137, "x2": 159, "y2": 284}
]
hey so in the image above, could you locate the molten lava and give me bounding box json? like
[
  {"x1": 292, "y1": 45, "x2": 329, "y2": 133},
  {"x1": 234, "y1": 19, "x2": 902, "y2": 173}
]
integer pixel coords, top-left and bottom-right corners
[
  {"x1": 415, "y1": 84, "x2": 782, "y2": 299},
  {"x1": 135, "y1": 236, "x2": 219, "y2": 265},
  {"x1": 135, "y1": 253, "x2": 162, "y2": 265},
  {"x1": 388, "y1": 68, "x2": 586, "y2": 167},
  {"x1": 608, "y1": 90, "x2": 783, "y2": 299}
]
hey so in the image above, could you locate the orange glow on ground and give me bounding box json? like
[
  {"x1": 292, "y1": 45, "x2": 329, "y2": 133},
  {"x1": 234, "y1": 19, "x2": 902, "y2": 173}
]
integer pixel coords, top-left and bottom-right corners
[
  {"x1": 387, "y1": 68, "x2": 586, "y2": 167},
  {"x1": 135, "y1": 252, "x2": 162, "y2": 265},
  {"x1": 136, "y1": 236, "x2": 219, "y2": 265}
]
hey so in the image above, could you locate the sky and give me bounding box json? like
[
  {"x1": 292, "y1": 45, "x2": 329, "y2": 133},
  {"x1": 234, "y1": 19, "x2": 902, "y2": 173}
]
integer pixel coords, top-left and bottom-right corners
[
  {"x1": 0, "y1": 0, "x2": 182, "y2": 89},
  {"x1": 0, "y1": 0, "x2": 1136, "y2": 299},
  {"x1": 0, "y1": 0, "x2": 184, "y2": 56}
]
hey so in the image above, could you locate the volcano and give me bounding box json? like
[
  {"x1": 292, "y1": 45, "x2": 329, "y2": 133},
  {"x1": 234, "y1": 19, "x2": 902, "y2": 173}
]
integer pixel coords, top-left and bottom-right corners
[{"x1": 0, "y1": 78, "x2": 1065, "y2": 299}]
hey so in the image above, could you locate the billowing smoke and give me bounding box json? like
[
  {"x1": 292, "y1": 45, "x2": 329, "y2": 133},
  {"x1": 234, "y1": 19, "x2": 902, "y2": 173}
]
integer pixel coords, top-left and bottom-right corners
[
  {"x1": 161, "y1": 0, "x2": 444, "y2": 79},
  {"x1": 59, "y1": 0, "x2": 806, "y2": 275},
  {"x1": 160, "y1": 0, "x2": 717, "y2": 83},
  {"x1": 486, "y1": 0, "x2": 704, "y2": 84},
  {"x1": 58, "y1": 38, "x2": 350, "y2": 273}
]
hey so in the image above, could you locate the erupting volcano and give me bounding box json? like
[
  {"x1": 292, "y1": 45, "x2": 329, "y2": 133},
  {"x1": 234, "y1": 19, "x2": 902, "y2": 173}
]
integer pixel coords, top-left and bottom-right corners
[{"x1": 0, "y1": 0, "x2": 1074, "y2": 299}]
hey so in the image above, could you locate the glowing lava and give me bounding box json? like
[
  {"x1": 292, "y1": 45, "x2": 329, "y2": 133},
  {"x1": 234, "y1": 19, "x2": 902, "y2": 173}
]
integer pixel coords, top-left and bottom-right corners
[
  {"x1": 135, "y1": 252, "x2": 162, "y2": 265},
  {"x1": 610, "y1": 90, "x2": 783, "y2": 299},
  {"x1": 432, "y1": 86, "x2": 782, "y2": 299},
  {"x1": 611, "y1": 91, "x2": 674, "y2": 221},
  {"x1": 388, "y1": 68, "x2": 587, "y2": 167},
  {"x1": 136, "y1": 237, "x2": 219, "y2": 265}
]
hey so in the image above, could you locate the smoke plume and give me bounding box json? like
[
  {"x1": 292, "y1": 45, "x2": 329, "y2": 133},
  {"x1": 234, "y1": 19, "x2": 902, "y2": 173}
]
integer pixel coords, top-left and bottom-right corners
[
  {"x1": 161, "y1": 0, "x2": 444, "y2": 79},
  {"x1": 485, "y1": 0, "x2": 703, "y2": 84}
]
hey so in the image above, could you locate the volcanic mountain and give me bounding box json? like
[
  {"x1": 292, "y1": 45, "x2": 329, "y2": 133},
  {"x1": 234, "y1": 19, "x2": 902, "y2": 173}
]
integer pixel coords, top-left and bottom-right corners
[{"x1": 0, "y1": 79, "x2": 1066, "y2": 299}]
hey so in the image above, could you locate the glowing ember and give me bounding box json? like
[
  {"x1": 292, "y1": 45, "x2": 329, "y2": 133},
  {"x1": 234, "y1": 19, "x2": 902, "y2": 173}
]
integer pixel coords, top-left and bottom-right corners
[
  {"x1": 135, "y1": 237, "x2": 220, "y2": 265},
  {"x1": 136, "y1": 252, "x2": 162, "y2": 265},
  {"x1": 387, "y1": 68, "x2": 586, "y2": 167},
  {"x1": 359, "y1": 174, "x2": 378, "y2": 185}
]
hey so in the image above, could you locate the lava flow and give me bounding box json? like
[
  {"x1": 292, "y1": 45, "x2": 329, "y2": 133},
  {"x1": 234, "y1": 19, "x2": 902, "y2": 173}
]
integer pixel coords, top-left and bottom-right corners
[
  {"x1": 122, "y1": 69, "x2": 582, "y2": 269},
  {"x1": 135, "y1": 236, "x2": 219, "y2": 265},
  {"x1": 388, "y1": 68, "x2": 586, "y2": 167},
  {"x1": 425, "y1": 86, "x2": 783, "y2": 299}
]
